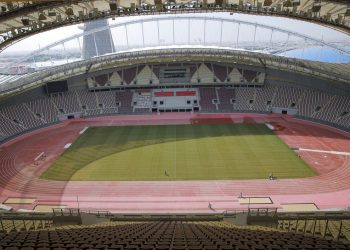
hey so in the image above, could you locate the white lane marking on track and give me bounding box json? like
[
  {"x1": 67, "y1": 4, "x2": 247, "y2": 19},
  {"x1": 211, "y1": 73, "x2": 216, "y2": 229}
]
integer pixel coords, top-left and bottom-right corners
[{"x1": 298, "y1": 148, "x2": 350, "y2": 156}]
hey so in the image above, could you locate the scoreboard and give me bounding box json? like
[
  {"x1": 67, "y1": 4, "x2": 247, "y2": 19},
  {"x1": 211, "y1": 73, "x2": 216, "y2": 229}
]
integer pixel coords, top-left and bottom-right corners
[{"x1": 159, "y1": 67, "x2": 190, "y2": 84}]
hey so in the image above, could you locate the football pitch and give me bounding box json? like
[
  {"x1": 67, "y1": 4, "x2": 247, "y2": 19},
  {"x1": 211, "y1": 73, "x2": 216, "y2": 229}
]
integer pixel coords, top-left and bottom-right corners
[{"x1": 41, "y1": 124, "x2": 316, "y2": 181}]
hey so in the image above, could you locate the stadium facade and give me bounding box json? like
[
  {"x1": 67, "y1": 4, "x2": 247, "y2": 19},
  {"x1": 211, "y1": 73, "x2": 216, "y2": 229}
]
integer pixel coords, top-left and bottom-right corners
[{"x1": 0, "y1": 1, "x2": 350, "y2": 247}]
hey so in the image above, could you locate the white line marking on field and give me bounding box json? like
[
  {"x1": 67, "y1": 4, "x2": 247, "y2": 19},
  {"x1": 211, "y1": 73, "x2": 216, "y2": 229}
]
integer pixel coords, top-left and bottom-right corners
[
  {"x1": 34, "y1": 152, "x2": 44, "y2": 161},
  {"x1": 64, "y1": 143, "x2": 72, "y2": 149},
  {"x1": 79, "y1": 127, "x2": 88, "y2": 134},
  {"x1": 298, "y1": 148, "x2": 350, "y2": 156},
  {"x1": 265, "y1": 123, "x2": 274, "y2": 130}
]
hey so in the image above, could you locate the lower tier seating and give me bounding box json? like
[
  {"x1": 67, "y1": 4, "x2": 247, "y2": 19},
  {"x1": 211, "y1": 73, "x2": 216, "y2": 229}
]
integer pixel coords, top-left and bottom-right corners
[{"x1": 0, "y1": 85, "x2": 349, "y2": 141}]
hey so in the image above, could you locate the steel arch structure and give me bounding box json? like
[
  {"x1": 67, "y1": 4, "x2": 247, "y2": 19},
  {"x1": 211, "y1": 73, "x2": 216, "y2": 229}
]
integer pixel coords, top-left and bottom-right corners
[
  {"x1": 0, "y1": 3, "x2": 349, "y2": 52},
  {"x1": 4, "y1": 14, "x2": 350, "y2": 74}
]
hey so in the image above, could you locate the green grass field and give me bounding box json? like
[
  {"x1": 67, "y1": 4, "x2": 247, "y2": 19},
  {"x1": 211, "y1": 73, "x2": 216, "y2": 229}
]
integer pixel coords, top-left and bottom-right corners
[{"x1": 41, "y1": 124, "x2": 316, "y2": 181}]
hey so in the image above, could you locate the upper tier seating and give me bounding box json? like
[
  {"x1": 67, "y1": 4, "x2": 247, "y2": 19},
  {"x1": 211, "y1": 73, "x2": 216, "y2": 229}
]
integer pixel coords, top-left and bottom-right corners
[{"x1": 0, "y1": 221, "x2": 349, "y2": 250}]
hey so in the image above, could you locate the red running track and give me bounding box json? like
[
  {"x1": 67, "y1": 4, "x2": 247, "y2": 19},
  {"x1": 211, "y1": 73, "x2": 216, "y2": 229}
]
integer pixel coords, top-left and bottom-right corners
[{"x1": 0, "y1": 113, "x2": 350, "y2": 213}]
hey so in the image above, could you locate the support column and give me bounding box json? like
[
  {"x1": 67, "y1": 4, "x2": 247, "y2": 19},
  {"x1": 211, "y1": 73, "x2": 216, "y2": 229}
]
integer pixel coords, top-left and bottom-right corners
[
  {"x1": 157, "y1": 20, "x2": 160, "y2": 46},
  {"x1": 125, "y1": 24, "x2": 129, "y2": 49},
  {"x1": 92, "y1": 34, "x2": 98, "y2": 57},
  {"x1": 188, "y1": 18, "x2": 190, "y2": 45},
  {"x1": 203, "y1": 19, "x2": 206, "y2": 45},
  {"x1": 173, "y1": 18, "x2": 175, "y2": 44},
  {"x1": 141, "y1": 21, "x2": 145, "y2": 47},
  {"x1": 220, "y1": 20, "x2": 223, "y2": 46},
  {"x1": 236, "y1": 23, "x2": 240, "y2": 48}
]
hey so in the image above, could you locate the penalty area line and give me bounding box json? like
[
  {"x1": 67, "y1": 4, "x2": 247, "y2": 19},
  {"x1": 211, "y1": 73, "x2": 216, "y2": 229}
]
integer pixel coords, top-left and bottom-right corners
[
  {"x1": 265, "y1": 123, "x2": 275, "y2": 130},
  {"x1": 79, "y1": 127, "x2": 89, "y2": 135}
]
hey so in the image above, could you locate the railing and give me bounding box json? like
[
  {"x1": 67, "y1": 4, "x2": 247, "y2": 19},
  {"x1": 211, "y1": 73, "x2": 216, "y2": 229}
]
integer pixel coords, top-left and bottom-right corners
[
  {"x1": 0, "y1": 211, "x2": 54, "y2": 233},
  {"x1": 52, "y1": 207, "x2": 80, "y2": 216},
  {"x1": 0, "y1": 218, "x2": 53, "y2": 233},
  {"x1": 223, "y1": 207, "x2": 279, "y2": 216},
  {"x1": 0, "y1": 211, "x2": 53, "y2": 220},
  {"x1": 110, "y1": 213, "x2": 224, "y2": 221},
  {"x1": 277, "y1": 217, "x2": 350, "y2": 242}
]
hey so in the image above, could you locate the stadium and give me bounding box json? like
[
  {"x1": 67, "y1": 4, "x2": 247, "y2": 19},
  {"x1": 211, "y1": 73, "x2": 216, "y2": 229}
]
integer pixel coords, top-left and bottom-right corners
[{"x1": 0, "y1": 0, "x2": 350, "y2": 249}]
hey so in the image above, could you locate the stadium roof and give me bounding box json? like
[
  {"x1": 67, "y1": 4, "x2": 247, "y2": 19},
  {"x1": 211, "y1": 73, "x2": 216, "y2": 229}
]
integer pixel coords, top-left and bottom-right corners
[
  {"x1": 0, "y1": 4, "x2": 349, "y2": 96},
  {"x1": 0, "y1": 0, "x2": 349, "y2": 51}
]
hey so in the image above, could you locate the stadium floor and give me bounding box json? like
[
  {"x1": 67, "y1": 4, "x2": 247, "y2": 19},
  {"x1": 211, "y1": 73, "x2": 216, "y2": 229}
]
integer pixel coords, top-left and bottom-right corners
[
  {"x1": 42, "y1": 124, "x2": 315, "y2": 181},
  {"x1": 0, "y1": 113, "x2": 350, "y2": 213}
]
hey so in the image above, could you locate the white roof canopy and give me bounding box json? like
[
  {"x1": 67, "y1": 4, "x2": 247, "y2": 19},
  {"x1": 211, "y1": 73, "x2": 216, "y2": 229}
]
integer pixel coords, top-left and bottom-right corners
[{"x1": 0, "y1": 12, "x2": 349, "y2": 76}]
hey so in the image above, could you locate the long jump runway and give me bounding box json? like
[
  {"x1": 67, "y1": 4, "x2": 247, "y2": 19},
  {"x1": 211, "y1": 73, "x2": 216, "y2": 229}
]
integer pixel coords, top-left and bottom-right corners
[{"x1": 0, "y1": 113, "x2": 349, "y2": 213}]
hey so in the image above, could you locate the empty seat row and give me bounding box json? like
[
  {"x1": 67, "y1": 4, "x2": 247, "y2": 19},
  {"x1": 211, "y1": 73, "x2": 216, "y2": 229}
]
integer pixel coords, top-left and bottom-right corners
[{"x1": 1, "y1": 221, "x2": 349, "y2": 250}]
